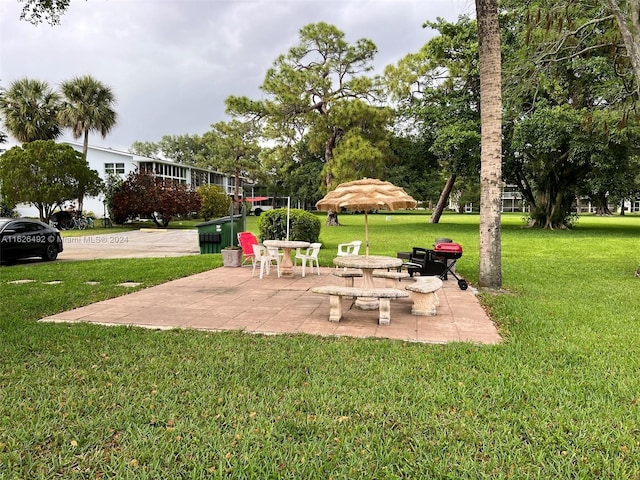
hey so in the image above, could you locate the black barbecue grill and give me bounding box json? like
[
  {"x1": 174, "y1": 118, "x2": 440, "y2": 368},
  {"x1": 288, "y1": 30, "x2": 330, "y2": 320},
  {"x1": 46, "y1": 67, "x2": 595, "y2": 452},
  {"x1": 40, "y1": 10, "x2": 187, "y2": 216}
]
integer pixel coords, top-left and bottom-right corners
[{"x1": 402, "y1": 242, "x2": 468, "y2": 290}]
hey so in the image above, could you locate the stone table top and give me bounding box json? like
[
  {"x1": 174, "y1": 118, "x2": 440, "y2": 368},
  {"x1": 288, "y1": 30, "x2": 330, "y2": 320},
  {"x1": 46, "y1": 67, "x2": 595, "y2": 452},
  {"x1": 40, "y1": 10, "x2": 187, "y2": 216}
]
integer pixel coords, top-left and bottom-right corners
[{"x1": 333, "y1": 255, "x2": 403, "y2": 270}]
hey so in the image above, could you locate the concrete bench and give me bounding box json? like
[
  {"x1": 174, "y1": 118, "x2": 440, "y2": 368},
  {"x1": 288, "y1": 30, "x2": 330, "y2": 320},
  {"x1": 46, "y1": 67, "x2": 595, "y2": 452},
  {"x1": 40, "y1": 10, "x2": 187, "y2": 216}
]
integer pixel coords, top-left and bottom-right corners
[
  {"x1": 332, "y1": 269, "x2": 363, "y2": 288},
  {"x1": 311, "y1": 285, "x2": 409, "y2": 325},
  {"x1": 372, "y1": 270, "x2": 411, "y2": 287},
  {"x1": 405, "y1": 277, "x2": 443, "y2": 316}
]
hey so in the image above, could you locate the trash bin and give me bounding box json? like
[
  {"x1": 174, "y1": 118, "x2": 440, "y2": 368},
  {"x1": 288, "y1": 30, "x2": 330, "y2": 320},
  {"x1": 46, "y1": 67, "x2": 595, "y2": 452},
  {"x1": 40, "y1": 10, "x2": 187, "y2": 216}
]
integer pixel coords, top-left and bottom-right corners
[{"x1": 196, "y1": 215, "x2": 243, "y2": 254}]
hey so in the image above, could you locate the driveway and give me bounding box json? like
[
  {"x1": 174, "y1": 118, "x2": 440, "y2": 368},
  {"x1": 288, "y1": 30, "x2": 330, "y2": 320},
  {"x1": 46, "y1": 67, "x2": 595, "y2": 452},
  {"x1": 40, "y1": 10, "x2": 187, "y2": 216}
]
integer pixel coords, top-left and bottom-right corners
[{"x1": 59, "y1": 229, "x2": 200, "y2": 261}]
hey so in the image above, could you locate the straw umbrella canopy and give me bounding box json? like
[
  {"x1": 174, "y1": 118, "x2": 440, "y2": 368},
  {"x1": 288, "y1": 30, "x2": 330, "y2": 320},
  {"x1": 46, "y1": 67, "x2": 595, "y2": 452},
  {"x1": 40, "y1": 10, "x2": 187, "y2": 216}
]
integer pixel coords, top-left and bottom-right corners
[{"x1": 316, "y1": 178, "x2": 417, "y2": 255}]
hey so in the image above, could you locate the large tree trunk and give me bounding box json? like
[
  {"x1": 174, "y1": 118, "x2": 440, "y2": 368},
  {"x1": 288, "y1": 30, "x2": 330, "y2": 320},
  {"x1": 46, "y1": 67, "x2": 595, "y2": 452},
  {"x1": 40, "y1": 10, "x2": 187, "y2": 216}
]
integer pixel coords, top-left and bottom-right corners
[
  {"x1": 590, "y1": 192, "x2": 612, "y2": 215},
  {"x1": 529, "y1": 187, "x2": 574, "y2": 229},
  {"x1": 429, "y1": 174, "x2": 457, "y2": 224},
  {"x1": 326, "y1": 211, "x2": 340, "y2": 226},
  {"x1": 476, "y1": 0, "x2": 503, "y2": 290}
]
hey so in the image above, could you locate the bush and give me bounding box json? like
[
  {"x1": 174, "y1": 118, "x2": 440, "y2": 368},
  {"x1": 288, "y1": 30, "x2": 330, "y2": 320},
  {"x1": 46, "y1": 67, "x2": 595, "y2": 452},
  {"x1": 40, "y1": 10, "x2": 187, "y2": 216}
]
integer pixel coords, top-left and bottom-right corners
[
  {"x1": 258, "y1": 208, "x2": 321, "y2": 242},
  {"x1": 197, "y1": 184, "x2": 231, "y2": 221},
  {"x1": 0, "y1": 198, "x2": 17, "y2": 218},
  {"x1": 111, "y1": 170, "x2": 201, "y2": 227}
]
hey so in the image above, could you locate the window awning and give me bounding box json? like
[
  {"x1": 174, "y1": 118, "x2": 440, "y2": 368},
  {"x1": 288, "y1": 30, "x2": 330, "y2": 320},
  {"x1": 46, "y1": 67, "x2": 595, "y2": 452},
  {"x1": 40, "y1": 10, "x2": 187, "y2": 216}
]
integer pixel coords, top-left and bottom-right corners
[{"x1": 245, "y1": 196, "x2": 270, "y2": 202}]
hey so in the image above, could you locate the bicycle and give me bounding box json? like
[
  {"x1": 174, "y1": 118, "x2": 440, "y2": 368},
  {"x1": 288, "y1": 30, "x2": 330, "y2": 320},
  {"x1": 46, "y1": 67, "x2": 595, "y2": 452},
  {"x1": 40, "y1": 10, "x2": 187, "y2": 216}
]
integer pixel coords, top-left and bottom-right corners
[{"x1": 72, "y1": 216, "x2": 88, "y2": 230}]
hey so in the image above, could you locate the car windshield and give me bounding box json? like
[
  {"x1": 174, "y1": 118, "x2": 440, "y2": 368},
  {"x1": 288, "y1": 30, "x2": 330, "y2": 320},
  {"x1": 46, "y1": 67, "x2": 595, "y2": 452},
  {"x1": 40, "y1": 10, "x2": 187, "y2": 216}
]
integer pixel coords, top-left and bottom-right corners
[{"x1": 0, "y1": 219, "x2": 11, "y2": 230}]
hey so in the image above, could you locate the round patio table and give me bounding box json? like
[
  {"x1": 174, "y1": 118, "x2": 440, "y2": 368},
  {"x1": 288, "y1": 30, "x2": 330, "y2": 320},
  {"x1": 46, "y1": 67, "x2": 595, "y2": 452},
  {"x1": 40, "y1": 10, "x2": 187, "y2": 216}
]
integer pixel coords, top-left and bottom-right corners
[
  {"x1": 263, "y1": 240, "x2": 311, "y2": 276},
  {"x1": 333, "y1": 255, "x2": 403, "y2": 309}
]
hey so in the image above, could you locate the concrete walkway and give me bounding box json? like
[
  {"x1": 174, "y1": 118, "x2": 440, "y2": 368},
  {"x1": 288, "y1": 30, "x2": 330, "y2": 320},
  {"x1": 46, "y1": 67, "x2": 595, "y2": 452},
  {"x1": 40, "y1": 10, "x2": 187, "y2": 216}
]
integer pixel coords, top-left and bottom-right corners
[
  {"x1": 41, "y1": 265, "x2": 502, "y2": 345},
  {"x1": 59, "y1": 229, "x2": 200, "y2": 260}
]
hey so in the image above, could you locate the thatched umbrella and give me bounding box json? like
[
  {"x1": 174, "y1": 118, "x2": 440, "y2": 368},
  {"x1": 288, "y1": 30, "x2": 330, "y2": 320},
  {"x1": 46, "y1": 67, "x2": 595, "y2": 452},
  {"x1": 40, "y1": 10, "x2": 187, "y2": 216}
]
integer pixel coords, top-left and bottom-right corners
[{"x1": 316, "y1": 178, "x2": 417, "y2": 255}]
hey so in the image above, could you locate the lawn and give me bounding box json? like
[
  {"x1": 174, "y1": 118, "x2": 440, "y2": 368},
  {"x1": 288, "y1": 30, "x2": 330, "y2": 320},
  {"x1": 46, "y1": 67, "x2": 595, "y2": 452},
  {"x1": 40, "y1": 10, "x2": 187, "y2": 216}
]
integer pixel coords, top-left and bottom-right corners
[{"x1": 1, "y1": 213, "x2": 639, "y2": 478}]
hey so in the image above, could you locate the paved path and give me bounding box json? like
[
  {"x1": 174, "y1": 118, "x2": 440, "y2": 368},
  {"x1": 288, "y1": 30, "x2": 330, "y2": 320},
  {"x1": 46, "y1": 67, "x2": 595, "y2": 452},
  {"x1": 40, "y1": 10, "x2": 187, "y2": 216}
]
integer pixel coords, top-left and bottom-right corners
[
  {"x1": 59, "y1": 229, "x2": 200, "y2": 260},
  {"x1": 41, "y1": 265, "x2": 502, "y2": 345}
]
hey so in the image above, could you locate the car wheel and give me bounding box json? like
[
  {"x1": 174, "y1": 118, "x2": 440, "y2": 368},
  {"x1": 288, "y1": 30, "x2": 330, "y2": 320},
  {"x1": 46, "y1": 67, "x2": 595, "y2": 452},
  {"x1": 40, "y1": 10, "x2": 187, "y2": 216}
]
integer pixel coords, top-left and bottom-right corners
[{"x1": 42, "y1": 243, "x2": 58, "y2": 261}]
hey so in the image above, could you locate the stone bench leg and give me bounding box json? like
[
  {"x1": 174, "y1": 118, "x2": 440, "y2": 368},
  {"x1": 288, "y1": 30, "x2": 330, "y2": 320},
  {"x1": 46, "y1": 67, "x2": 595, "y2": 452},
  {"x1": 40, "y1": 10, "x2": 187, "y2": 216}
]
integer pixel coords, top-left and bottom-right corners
[
  {"x1": 344, "y1": 277, "x2": 355, "y2": 288},
  {"x1": 378, "y1": 298, "x2": 391, "y2": 325},
  {"x1": 408, "y1": 291, "x2": 438, "y2": 316},
  {"x1": 328, "y1": 295, "x2": 343, "y2": 322}
]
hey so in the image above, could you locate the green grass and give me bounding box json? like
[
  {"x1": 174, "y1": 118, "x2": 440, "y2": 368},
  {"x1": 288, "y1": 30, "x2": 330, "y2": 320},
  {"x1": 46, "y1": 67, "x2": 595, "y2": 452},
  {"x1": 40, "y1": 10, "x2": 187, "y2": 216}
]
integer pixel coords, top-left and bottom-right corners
[{"x1": 1, "y1": 213, "x2": 640, "y2": 478}]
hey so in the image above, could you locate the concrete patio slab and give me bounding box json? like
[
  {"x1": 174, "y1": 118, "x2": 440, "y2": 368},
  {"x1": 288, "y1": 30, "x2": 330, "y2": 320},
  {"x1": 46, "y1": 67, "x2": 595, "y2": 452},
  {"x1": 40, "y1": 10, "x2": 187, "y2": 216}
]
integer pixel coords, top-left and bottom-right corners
[{"x1": 40, "y1": 266, "x2": 502, "y2": 345}]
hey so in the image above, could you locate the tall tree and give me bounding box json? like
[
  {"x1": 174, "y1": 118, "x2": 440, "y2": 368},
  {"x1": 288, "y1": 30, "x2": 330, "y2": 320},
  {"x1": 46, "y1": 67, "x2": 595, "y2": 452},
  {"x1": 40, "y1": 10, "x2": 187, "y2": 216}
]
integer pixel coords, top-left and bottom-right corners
[
  {"x1": 0, "y1": 78, "x2": 61, "y2": 143},
  {"x1": 130, "y1": 134, "x2": 205, "y2": 165},
  {"x1": 200, "y1": 119, "x2": 261, "y2": 211},
  {"x1": 156, "y1": 134, "x2": 204, "y2": 165},
  {"x1": 129, "y1": 141, "x2": 160, "y2": 159},
  {"x1": 58, "y1": 74, "x2": 117, "y2": 213},
  {"x1": 476, "y1": 0, "x2": 503, "y2": 289},
  {"x1": 226, "y1": 22, "x2": 384, "y2": 225},
  {"x1": 385, "y1": 16, "x2": 481, "y2": 224}
]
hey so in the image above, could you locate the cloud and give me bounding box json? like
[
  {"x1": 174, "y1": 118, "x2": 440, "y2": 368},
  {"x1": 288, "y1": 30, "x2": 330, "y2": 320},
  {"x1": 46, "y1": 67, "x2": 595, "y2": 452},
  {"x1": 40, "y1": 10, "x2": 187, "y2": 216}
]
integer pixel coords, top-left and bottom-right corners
[{"x1": 0, "y1": 0, "x2": 472, "y2": 151}]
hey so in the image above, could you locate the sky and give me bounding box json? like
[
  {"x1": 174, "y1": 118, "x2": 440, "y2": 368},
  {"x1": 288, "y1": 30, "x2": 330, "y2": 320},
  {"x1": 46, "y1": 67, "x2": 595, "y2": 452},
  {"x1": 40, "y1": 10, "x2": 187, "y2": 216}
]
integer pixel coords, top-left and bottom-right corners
[{"x1": 1, "y1": 0, "x2": 473, "y2": 153}]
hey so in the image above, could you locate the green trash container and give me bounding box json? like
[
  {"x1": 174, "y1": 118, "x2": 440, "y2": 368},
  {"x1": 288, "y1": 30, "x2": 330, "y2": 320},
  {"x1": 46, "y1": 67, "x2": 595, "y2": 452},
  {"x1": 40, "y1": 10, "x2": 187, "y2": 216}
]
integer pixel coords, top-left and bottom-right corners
[{"x1": 196, "y1": 215, "x2": 243, "y2": 254}]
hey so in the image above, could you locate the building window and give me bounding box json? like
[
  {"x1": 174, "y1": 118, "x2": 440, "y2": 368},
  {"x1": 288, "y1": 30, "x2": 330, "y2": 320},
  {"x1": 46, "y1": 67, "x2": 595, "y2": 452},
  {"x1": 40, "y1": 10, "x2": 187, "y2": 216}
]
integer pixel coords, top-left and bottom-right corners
[{"x1": 105, "y1": 163, "x2": 125, "y2": 174}]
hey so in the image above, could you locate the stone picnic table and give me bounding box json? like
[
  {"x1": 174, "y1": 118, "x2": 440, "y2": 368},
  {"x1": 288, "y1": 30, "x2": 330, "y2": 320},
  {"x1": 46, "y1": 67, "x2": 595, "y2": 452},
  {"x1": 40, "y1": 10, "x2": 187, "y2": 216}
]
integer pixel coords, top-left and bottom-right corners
[{"x1": 332, "y1": 254, "x2": 404, "y2": 310}]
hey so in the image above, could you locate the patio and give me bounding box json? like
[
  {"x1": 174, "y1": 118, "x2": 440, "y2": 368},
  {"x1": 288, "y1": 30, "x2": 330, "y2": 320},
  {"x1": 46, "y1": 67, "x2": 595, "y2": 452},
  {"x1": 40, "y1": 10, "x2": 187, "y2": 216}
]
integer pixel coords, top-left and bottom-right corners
[{"x1": 40, "y1": 266, "x2": 502, "y2": 344}]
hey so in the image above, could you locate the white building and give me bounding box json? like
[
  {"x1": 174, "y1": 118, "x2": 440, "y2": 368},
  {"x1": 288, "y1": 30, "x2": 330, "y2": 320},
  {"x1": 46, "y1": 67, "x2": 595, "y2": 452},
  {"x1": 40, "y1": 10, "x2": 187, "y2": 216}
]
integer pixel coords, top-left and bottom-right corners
[{"x1": 16, "y1": 142, "x2": 242, "y2": 218}]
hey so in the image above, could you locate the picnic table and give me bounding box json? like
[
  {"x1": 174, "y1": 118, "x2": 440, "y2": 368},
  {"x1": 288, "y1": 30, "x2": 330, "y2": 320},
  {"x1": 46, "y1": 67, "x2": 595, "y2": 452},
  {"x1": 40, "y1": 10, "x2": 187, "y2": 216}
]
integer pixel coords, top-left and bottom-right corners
[{"x1": 263, "y1": 240, "x2": 310, "y2": 276}]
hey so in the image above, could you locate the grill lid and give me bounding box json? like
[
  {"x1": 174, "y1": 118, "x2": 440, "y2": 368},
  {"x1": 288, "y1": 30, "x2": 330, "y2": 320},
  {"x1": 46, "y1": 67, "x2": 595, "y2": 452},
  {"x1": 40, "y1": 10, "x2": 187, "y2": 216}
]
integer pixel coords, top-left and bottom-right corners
[{"x1": 434, "y1": 242, "x2": 463, "y2": 254}]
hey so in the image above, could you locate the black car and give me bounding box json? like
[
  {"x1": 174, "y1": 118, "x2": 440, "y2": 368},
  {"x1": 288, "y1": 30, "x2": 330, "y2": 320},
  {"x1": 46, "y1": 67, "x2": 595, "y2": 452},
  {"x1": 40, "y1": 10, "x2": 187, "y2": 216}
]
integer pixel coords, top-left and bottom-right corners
[{"x1": 0, "y1": 218, "x2": 64, "y2": 263}]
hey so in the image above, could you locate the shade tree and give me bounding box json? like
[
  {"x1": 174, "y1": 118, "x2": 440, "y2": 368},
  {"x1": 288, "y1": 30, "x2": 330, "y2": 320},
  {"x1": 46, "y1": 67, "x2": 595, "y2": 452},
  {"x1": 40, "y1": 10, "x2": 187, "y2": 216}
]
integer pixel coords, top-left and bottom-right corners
[
  {"x1": 502, "y1": 1, "x2": 640, "y2": 228},
  {"x1": 226, "y1": 22, "x2": 388, "y2": 225},
  {"x1": 0, "y1": 140, "x2": 102, "y2": 223},
  {"x1": 385, "y1": 16, "x2": 482, "y2": 224}
]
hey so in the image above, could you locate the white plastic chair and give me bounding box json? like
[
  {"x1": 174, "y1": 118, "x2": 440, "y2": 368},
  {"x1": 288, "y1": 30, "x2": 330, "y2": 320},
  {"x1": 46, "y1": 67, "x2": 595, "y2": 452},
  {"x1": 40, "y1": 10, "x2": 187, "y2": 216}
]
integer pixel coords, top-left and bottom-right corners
[
  {"x1": 336, "y1": 240, "x2": 361, "y2": 257},
  {"x1": 294, "y1": 242, "x2": 322, "y2": 277},
  {"x1": 252, "y1": 244, "x2": 280, "y2": 279}
]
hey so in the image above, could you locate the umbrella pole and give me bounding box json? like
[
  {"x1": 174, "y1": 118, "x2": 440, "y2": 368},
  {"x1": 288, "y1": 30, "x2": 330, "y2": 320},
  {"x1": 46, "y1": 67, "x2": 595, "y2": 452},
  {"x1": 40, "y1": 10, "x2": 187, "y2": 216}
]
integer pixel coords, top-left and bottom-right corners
[{"x1": 365, "y1": 211, "x2": 369, "y2": 256}]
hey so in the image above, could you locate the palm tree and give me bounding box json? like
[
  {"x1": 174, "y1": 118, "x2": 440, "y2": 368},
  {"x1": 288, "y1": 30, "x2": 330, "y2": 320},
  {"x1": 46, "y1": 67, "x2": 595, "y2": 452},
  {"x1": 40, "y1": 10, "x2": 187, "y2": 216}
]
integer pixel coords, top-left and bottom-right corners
[
  {"x1": 58, "y1": 75, "x2": 117, "y2": 213},
  {"x1": 476, "y1": 0, "x2": 503, "y2": 289},
  {"x1": 0, "y1": 78, "x2": 61, "y2": 143}
]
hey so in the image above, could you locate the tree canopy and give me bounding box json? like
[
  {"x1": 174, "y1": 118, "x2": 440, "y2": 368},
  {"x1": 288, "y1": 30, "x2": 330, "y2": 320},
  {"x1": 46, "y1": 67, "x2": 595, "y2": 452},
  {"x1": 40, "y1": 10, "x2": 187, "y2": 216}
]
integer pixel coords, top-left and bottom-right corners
[
  {"x1": 502, "y1": 0, "x2": 640, "y2": 227},
  {"x1": 385, "y1": 16, "x2": 481, "y2": 223},
  {"x1": 0, "y1": 140, "x2": 102, "y2": 222},
  {"x1": 199, "y1": 119, "x2": 262, "y2": 208},
  {"x1": 225, "y1": 22, "x2": 393, "y2": 225},
  {"x1": 111, "y1": 170, "x2": 200, "y2": 228},
  {"x1": 0, "y1": 78, "x2": 61, "y2": 143}
]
